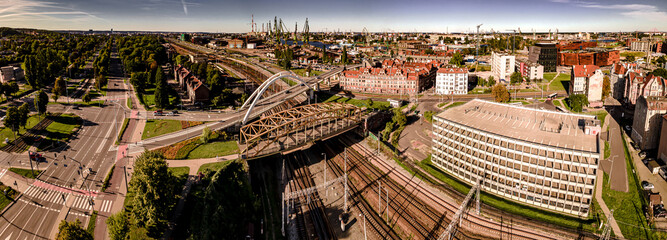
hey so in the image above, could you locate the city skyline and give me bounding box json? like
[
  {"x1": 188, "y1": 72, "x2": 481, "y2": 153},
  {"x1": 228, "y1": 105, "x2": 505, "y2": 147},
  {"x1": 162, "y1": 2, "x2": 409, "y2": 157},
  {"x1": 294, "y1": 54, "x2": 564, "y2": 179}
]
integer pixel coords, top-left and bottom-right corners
[{"x1": 1, "y1": 0, "x2": 667, "y2": 33}]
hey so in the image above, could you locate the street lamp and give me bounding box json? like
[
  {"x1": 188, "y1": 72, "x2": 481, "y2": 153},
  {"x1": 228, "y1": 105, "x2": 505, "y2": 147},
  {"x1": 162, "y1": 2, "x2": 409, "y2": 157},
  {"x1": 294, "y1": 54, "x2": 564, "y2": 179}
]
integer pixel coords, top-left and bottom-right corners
[{"x1": 358, "y1": 213, "x2": 367, "y2": 240}]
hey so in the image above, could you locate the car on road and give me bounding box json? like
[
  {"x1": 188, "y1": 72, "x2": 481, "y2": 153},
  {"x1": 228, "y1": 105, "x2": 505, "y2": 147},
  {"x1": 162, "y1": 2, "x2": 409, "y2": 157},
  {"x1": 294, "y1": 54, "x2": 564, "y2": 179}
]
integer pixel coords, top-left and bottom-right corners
[
  {"x1": 642, "y1": 181, "x2": 655, "y2": 190},
  {"x1": 153, "y1": 110, "x2": 163, "y2": 116},
  {"x1": 166, "y1": 112, "x2": 174, "y2": 116},
  {"x1": 172, "y1": 110, "x2": 178, "y2": 114},
  {"x1": 72, "y1": 105, "x2": 80, "y2": 110}
]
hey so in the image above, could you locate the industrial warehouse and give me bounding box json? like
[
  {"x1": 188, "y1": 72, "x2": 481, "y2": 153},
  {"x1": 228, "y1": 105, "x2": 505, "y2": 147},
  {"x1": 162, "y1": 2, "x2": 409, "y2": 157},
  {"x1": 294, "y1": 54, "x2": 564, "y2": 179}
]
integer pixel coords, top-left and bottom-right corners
[{"x1": 431, "y1": 99, "x2": 601, "y2": 217}]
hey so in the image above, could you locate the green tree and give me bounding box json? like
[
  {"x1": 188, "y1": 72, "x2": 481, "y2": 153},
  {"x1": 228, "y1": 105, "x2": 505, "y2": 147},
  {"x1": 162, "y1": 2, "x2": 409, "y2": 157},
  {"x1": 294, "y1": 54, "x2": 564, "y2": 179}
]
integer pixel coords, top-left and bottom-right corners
[
  {"x1": 201, "y1": 126, "x2": 212, "y2": 143},
  {"x1": 510, "y1": 72, "x2": 522, "y2": 85},
  {"x1": 191, "y1": 160, "x2": 258, "y2": 240},
  {"x1": 602, "y1": 76, "x2": 611, "y2": 100},
  {"x1": 82, "y1": 92, "x2": 92, "y2": 103},
  {"x1": 106, "y1": 211, "x2": 130, "y2": 240},
  {"x1": 341, "y1": 46, "x2": 348, "y2": 64},
  {"x1": 153, "y1": 72, "x2": 169, "y2": 109},
  {"x1": 650, "y1": 68, "x2": 667, "y2": 79},
  {"x1": 450, "y1": 52, "x2": 464, "y2": 67},
  {"x1": 18, "y1": 103, "x2": 29, "y2": 129},
  {"x1": 487, "y1": 76, "x2": 496, "y2": 87},
  {"x1": 56, "y1": 219, "x2": 93, "y2": 240},
  {"x1": 657, "y1": 56, "x2": 666, "y2": 66},
  {"x1": 53, "y1": 76, "x2": 67, "y2": 97},
  {"x1": 96, "y1": 75, "x2": 108, "y2": 90},
  {"x1": 492, "y1": 84, "x2": 510, "y2": 102},
  {"x1": 392, "y1": 108, "x2": 407, "y2": 127},
  {"x1": 128, "y1": 151, "x2": 176, "y2": 237},
  {"x1": 126, "y1": 228, "x2": 153, "y2": 240},
  {"x1": 4, "y1": 106, "x2": 20, "y2": 139},
  {"x1": 35, "y1": 90, "x2": 48, "y2": 116},
  {"x1": 567, "y1": 94, "x2": 589, "y2": 112}
]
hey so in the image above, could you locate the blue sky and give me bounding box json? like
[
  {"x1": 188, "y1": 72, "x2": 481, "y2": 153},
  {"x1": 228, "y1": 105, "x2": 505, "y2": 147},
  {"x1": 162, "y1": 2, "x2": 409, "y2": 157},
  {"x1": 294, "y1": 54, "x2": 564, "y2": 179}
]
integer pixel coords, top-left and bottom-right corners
[{"x1": 1, "y1": 0, "x2": 666, "y2": 33}]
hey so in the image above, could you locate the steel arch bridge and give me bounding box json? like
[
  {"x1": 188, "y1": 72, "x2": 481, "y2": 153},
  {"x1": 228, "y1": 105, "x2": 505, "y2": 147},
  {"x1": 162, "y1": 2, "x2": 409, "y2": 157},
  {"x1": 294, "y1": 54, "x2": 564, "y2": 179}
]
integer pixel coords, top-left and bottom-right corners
[
  {"x1": 240, "y1": 71, "x2": 314, "y2": 125},
  {"x1": 239, "y1": 102, "x2": 364, "y2": 159}
]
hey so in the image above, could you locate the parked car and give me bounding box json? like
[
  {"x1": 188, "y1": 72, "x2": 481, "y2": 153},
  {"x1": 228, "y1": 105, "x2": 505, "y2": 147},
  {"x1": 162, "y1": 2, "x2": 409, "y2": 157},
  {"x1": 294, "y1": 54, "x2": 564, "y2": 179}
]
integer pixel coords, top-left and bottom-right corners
[
  {"x1": 639, "y1": 151, "x2": 648, "y2": 158},
  {"x1": 625, "y1": 125, "x2": 631, "y2": 131},
  {"x1": 153, "y1": 110, "x2": 163, "y2": 116},
  {"x1": 642, "y1": 181, "x2": 655, "y2": 190},
  {"x1": 166, "y1": 112, "x2": 174, "y2": 116}
]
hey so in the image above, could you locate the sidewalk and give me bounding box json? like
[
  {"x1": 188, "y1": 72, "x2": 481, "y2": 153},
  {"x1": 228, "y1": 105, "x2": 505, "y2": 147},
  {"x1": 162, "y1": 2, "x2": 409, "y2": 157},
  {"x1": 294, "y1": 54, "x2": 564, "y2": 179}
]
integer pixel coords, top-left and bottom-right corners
[{"x1": 595, "y1": 166, "x2": 624, "y2": 238}]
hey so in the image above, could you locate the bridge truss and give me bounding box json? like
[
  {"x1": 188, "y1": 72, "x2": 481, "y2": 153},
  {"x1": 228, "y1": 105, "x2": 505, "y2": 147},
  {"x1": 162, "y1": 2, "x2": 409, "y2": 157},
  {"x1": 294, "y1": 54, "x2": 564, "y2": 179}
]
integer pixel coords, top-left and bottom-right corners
[{"x1": 239, "y1": 102, "x2": 364, "y2": 159}]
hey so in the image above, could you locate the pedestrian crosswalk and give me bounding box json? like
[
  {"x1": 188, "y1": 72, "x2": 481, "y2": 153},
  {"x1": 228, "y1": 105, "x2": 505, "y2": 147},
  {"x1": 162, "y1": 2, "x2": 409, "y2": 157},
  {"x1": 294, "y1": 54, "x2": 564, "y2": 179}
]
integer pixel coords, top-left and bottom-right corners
[
  {"x1": 0, "y1": 168, "x2": 6, "y2": 180},
  {"x1": 99, "y1": 200, "x2": 113, "y2": 213},
  {"x1": 71, "y1": 195, "x2": 94, "y2": 211},
  {"x1": 22, "y1": 185, "x2": 69, "y2": 205}
]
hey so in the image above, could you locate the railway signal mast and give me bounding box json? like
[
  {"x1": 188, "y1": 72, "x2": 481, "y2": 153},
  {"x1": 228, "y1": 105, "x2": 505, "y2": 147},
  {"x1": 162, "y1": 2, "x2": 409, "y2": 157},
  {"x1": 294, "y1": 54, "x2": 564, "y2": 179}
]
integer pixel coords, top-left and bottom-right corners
[{"x1": 438, "y1": 179, "x2": 481, "y2": 240}]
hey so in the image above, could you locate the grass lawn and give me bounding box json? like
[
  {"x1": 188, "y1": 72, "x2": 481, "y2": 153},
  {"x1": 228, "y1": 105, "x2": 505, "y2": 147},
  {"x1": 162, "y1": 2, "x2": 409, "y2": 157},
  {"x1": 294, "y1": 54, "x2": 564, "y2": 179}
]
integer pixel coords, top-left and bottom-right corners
[
  {"x1": 87, "y1": 211, "x2": 98, "y2": 236},
  {"x1": 468, "y1": 87, "x2": 491, "y2": 94},
  {"x1": 292, "y1": 68, "x2": 324, "y2": 77},
  {"x1": 0, "y1": 115, "x2": 41, "y2": 148},
  {"x1": 417, "y1": 156, "x2": 603, "y2": 233},
  {"x1": 169, "y1": 167, "x2": 190, "y2": 178},
  {"x1": 600, "y1": 135, "x2": 667, "y2": 239},
  {"x1": 9, "y1": 168, "x2": 42, "y2": 179},
  {"x1": 116, "y1": 118, "x2": 130, "y2": 145},
  {"x1": 187, "y1": 140, "x2": 239, "y2": 159},
  {"x1": 548, "y1": 73, "x2": 570, "y2": 91},
  {"x1": 318, "y1": 92, "x2": 390, "y2": 109},
  {"x1": 44, "y1": 114, "x2": 82, "y2": 141},
  {"x1": 604, "y1": 141, "x2": 610, "y2": 159},
  {"x1": 553, "y1": 100, "x2": 563, "y2": 108},
  {"x1": 440, "y1": 101, "x2": 465, "y2": 109},
  {"x1": 620, "y1": 51, "x2": 646, "y2": 58},
  {"x1": 142, "y1": 119, "x2": 182, "y2": 140},
  {"x1": 0, "y1": 184, "x2": 17, "y2": 211},
  {"x1": 585, "y1": 110, "x2": 608, "y2": 126},
  {"x1": 198, "y1": 160, "x2": 234, "y2": 173},
  {"x1": 543, "y1": 72, "x2": 558, "y2": 81}
]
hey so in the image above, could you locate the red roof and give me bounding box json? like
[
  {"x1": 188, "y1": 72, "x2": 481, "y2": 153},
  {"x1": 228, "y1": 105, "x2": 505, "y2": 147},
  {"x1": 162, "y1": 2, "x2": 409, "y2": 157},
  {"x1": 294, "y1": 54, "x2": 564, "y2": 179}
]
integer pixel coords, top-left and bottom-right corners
[
  {"x1": 572, "y1": 65, "x2": 600, "y2": 78},
  {"x1": 437, "y1": 68, "x2": 467, "y2": 74}
]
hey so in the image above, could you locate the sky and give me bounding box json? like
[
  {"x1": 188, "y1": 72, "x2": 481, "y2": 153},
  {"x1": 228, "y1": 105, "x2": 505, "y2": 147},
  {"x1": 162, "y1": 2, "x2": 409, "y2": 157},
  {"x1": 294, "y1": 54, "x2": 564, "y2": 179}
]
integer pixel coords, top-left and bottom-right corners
[{"x1": 1, "y1": 0, "x2": 667, "y2": 33}]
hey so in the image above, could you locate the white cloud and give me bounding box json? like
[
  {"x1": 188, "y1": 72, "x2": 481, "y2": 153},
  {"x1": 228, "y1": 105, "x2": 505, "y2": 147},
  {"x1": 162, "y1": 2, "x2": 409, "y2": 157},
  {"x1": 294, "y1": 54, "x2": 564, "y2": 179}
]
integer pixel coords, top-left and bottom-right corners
[
  {"x1": 557, "y1": 1, "x2": 667, "y2": 22},
  {"x1": 181, "y1": 0, "x2": 188, "y2": 15},
  {"x1": 0, "y1": 0, "x2": 103, "y2": 22}
]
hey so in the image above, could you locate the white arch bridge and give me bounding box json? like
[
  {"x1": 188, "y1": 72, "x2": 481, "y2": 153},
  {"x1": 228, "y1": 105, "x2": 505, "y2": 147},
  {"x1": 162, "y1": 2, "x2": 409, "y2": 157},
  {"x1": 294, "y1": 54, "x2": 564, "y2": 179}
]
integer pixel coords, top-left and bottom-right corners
[{"x1": 240, "y1": 71, "x2": 315, "y2": 125}]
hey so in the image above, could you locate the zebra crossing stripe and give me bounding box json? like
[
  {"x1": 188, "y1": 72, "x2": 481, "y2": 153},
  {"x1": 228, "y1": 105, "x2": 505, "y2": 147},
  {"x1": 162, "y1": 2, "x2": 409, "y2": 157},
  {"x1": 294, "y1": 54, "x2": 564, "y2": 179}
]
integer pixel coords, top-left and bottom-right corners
[{"x1": 0, "y1": 169, "x2": 7, "y2": 179}]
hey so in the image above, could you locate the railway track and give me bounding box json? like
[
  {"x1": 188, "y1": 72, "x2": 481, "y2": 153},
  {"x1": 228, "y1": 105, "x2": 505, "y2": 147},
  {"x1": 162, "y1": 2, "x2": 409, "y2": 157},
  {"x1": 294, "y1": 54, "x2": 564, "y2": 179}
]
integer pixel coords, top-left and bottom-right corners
[
  {"x1": 286, "y1": 152, "x2": 337, "y2": 240},
  {"x1": 337, "y1": 134, "x2": 576, "y2": 240},
  {"x1": 323, "y1": 138, "x2": 453, "y2": 239},
  {"x1": 1, "y1": 113, "x2": 63, "y2": 153},
  {"x1": 317, "y1": 144, "x2": 401, "y2": 240}
]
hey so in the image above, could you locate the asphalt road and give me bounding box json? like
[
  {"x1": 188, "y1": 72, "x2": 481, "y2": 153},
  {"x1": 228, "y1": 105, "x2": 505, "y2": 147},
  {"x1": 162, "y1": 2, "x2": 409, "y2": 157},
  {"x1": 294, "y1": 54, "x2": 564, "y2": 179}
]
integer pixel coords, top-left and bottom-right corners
[{"x1": 0, "y1": 44, "x2": 127, "y2": 239}]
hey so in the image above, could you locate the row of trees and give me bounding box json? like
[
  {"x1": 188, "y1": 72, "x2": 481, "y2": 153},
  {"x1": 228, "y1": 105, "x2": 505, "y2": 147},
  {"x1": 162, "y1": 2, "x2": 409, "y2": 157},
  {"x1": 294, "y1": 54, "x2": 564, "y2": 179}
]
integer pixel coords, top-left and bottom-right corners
[
  {"x1": 119, "y1": 36, "x2": 172, "y2": 109},
  {"x1": 106, "y1": 151, "x2": 178, "y2": 239}
]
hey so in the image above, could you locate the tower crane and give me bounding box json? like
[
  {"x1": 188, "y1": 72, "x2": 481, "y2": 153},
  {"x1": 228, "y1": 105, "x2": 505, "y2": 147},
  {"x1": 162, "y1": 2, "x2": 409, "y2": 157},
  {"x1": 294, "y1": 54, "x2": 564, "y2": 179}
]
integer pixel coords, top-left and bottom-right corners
[{"x1": 506, "y1": 29, "x2": 517, "y2": 54}]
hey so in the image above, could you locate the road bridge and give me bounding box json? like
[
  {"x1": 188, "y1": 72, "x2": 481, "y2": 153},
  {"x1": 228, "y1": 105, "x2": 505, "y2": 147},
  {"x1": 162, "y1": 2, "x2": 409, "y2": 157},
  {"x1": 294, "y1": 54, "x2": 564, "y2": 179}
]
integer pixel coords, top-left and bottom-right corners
[{"x1": 239, "y1": 102, "x2": 365, "y2": 159}]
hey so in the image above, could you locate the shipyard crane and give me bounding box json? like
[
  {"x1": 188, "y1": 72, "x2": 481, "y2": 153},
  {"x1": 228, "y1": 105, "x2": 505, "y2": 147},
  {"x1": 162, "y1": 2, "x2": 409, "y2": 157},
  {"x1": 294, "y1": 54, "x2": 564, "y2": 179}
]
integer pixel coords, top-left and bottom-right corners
[
  {"x1": 476, "y1": 24, "x2": 483, "y2": 57},
  {"x1": 302, "y1": 18, "x2": 310, "y2": 44},
  {"x1": 362, "y1": 27, "x2": 370, "y2": 43}
]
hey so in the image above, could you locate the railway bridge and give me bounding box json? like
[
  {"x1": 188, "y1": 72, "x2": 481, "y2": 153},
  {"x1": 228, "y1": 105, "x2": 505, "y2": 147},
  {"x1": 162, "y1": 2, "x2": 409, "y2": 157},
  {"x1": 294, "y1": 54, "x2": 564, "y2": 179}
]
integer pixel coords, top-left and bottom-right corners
[{"x1": 239, "y1": 102, "x2": 365, "y2": 159}]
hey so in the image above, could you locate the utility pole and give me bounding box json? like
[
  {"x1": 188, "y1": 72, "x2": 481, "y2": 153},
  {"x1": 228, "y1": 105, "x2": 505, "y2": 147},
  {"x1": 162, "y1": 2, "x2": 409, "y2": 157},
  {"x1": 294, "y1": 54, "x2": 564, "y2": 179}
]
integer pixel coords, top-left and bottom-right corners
[
  {"x1": 344, "y1": 147, "x2": 348, "y2": 213},
  {"x1": 322, "y1": 153, "x2": 327, "y2": 197},
  {"x1": 359, "y1": 213, "x2": 367, "y2": 240},
  {"x1": 281, "y1": 158, "x2": 286, "y2": 236}
]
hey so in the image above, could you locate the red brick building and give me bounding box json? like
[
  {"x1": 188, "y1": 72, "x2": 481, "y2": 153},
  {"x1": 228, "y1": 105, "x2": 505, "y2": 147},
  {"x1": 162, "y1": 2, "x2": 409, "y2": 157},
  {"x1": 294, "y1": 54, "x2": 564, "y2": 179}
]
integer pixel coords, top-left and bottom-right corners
[
  {"x1": 339, "y1": 59, "x2": 440, "y2": 95},
  {"x1": 558, "y1": 50, "x2": 619, "y2": 67},
  {"x1": 557, "y1": 41, "x2": 598, "y2": 51}
]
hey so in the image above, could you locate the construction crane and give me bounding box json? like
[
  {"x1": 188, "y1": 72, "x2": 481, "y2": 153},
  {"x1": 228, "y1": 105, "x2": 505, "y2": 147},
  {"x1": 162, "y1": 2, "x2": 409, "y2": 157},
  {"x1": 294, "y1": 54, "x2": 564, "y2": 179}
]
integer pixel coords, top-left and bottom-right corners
[
  {"x1": 302, "y1": 18, "x2": 310, "y2": 44},
  {"x1": 506, "y1": 29, "x2": 517, "y2": 54},
  {"x1": 476, "y1": 24, "x2": 483, "y2": 58}
]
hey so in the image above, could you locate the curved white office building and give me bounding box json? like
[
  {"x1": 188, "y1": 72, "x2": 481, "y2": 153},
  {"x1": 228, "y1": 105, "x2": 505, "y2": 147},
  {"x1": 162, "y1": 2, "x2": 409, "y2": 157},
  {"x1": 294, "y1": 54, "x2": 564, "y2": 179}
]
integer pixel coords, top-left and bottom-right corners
[{"x1": 431, "y1": 99, "x2": 601, "y2": 217}]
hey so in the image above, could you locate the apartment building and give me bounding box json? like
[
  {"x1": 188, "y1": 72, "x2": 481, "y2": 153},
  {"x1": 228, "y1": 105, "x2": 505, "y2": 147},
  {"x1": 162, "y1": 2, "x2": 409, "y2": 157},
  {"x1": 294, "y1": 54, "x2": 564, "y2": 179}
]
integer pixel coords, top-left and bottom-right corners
[
  {"x1": 435, "y1": 68, "x2": 468, "y2": 95},
  {"x1": 432, "y1": 99, "x2": 600, "y2": 217},
  {"x1": 570, "y1": 65, "x2": 604, "y2": 106},
  {"x1": 339, "y1": 59, "x2": 439, "y2": 95},
  {"x1": 492, "y1": 52, "x2": 515, "y2": 81},
  {"x1": 658, "y1": 115, "x2": 667, "y2": 162},
  {"x1": 632, "y1": 96, "x2": 667, "y2": 150},
  {"x1": 631, "y1": 41, "x2": 652, "y2": 52},
  {"x1": 516, "y1": 61, "x2": 544, "y2": 80},
  {"x1": 0, "y1": 66, "x2": 24, "y2": 83},
  {"x1": 529, "y1": 43, "x2": 558, "y2": 72},
  {"x1": 624, "y1": 72, "x2": 666, "y2": 105},
  {"x1": 610, "y1": 63, "x2": 637, "y2": 100}
]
